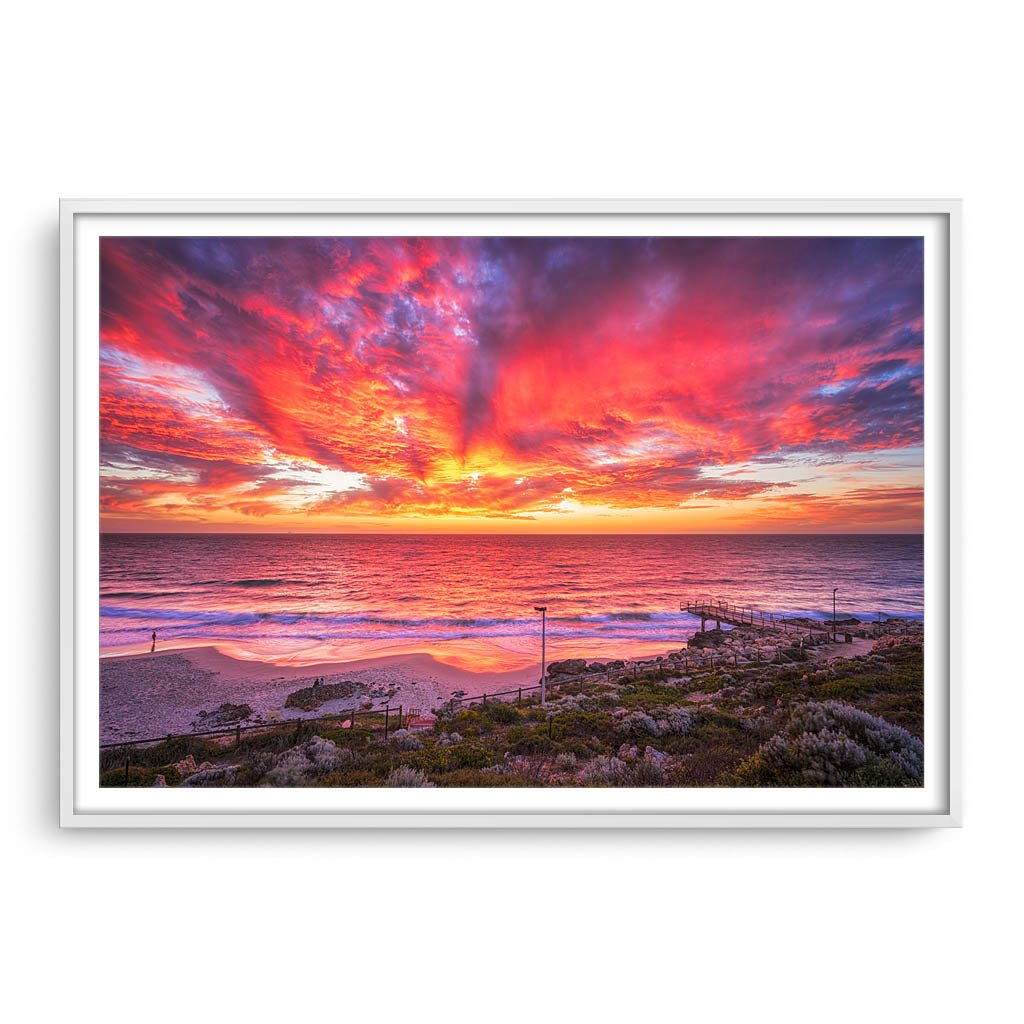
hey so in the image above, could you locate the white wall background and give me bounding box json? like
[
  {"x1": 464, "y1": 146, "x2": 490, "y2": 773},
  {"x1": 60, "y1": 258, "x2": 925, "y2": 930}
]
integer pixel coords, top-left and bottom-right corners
[{"x1": 3, "y1": 2, "x2": 1019, "y2": 1020}]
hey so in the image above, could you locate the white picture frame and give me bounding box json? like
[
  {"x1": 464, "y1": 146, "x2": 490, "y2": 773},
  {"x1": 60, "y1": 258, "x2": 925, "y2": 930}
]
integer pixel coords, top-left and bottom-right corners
[{"x1": 60, "y1": 198, "x2": 960, "y2": 828}]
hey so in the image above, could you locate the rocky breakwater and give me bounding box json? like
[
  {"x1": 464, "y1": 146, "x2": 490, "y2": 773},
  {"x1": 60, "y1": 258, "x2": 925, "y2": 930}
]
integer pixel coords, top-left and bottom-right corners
[{"x1": 540, "y1": 621, "x2": 858, "y2": 690}]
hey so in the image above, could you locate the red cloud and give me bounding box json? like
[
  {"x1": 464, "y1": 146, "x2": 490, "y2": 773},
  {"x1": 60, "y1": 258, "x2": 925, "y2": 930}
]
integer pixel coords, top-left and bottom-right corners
[{"x1": 99, "y1": 236, "x2": 924, "y2": 531}]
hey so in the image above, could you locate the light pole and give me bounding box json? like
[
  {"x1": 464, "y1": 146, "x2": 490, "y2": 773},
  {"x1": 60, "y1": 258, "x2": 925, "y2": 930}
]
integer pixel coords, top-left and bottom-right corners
[
  {"x1": 534, "y1": 605, "x2": 548, "y2": 705},
  {"x1": 833, "y1": 587, "x2": 838, "y2": 641}
]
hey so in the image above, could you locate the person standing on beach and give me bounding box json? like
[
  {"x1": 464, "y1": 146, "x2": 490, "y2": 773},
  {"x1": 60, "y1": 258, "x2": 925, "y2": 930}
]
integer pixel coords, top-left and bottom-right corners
[{"x1": 151, "y1": 629, "x2": 156, "y2": 653}]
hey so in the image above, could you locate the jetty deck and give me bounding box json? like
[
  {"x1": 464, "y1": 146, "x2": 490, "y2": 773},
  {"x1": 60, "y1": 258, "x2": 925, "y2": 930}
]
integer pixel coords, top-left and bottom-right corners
[{"x1": 681, "y1": 598, "x2": 846, "y2": 639}]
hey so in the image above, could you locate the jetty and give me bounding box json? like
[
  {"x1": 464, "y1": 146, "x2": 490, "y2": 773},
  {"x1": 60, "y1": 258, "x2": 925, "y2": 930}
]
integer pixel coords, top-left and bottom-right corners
[{"x1": 681, "y1": 598, "x2": 858, "y2": 641}]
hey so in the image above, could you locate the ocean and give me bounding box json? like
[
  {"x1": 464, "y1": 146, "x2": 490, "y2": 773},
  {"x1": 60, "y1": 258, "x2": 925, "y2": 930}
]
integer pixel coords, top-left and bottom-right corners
[{"x1": 99, "y1": 534, "x2": 923, "y2": 668}]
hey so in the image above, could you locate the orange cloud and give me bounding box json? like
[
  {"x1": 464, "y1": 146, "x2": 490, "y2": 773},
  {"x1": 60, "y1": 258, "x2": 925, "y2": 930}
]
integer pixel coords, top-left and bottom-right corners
[{"x1": 99, "y1": 236, "x2": 924, "y2": 532}]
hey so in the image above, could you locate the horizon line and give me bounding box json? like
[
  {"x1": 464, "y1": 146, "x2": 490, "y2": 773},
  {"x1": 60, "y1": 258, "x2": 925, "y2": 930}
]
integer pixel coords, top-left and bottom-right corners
[{"x1": 99, "y1": 529, "x2": 925, "y2": 537}]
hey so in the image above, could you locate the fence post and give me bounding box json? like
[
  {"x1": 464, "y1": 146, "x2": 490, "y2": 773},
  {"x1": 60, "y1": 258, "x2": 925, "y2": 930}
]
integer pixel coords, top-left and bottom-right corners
[
  {"x1": 517, "y1": 687, "x2": 522, "y2": 706},
  {"x1": 235, "y1": 723, "x2": 241, "y2": 748},
  {"x1": 384, "y1": 705, "x2": 389, "y2": 740},
  {"x1": 398, "y1": 704, "x2": 403, "y2": 730},
  {"x1": 124, "y1": 753, "x2": 130, "y2": 786},
  {"x1": 482, "y1": 692, "x2": 487, "y2": 707}
]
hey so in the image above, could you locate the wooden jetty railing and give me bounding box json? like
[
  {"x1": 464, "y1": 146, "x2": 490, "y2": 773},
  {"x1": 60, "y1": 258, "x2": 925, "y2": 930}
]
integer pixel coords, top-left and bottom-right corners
[{"x1": 680, "y1": 598, "x2": 836, "y2": 637}]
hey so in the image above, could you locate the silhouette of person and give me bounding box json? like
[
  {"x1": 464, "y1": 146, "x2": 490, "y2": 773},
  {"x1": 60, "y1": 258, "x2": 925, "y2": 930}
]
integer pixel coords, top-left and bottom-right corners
[{"x1": 151, "y1": 629, "x2": 157, "y2": 653}]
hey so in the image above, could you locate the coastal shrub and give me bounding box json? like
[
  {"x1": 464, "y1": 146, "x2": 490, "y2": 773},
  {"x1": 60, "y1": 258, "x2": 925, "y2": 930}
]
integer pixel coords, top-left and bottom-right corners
[
  {"x1": 434, "y1": 769, "x2": 546, "y2": 788},
  {"x1": 99, "y1": 735, "x2": 223, "y2": 774},
  {"x1": 553, "y1": 709, "x2": 616, "y2": 743},
  {"x1": 100, "y1": 765, "x2": 152, "y2": 787},
  {"x1": 180, "y1": 765, "x2": 242, "y2": 787},
  {"x1": 629, "y1": 756, "x2": 667, "y2": 787},
  {"x1": 447, "y1": 745, "x2": 498, "y2": 771},
  {"x1": 579, "y1": 756, "x2": 628, "y2": 786},
  {"x1": 385, "y1": 766, "x2": 434, "y2": 788},
  {"x1": 729, "y1": 700, "x2": 924, "y2": 788},
  {"x1": 408, "y1": 746, "x2": 451, "y2": 773},
  {"x1": 508, "y1": 729, "x2": 556, "y2": 756},
  {"x1": 408, "y1": 743, "x2": 496, "y2": 773},
  {"x1": 869, "y1": 692, "x2": 924, "y2": 734},
  {"x1": 391, "y1": 729, "x2": 424, "y2": 751},
  {"x1": 617, "y1": 711, "x2": 660, "y2": 736},
  {"x1": 562, "y1": 737, "x2": 598, "y2": 760},
  {"x1": 457, "y1": 709, "x2": 497, "y2": 734},
  {"x1": 555, "y1": 752, "x2": 578, "y2": 771},
  {"x1": 262, "y1": 736, "x2": 346, "y2": 786},
  {"x1": 486, "y1": 702, "x2": 521, "y2": 724},
  {"x1": 616, "y1": 707, "x2": 693, "y2": 739},
  {"x1": 317, "y1": 767, "x2": 382, "y2": 787}
]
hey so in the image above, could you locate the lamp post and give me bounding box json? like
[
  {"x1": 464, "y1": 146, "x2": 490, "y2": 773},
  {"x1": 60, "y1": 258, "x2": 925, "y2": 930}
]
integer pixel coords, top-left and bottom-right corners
[
  {"x1": 534, "y1": 605, "x2": 548, "y2": 705},
  {"x1": 833, "y1": 587, "x2": 838, "y2": 641}
]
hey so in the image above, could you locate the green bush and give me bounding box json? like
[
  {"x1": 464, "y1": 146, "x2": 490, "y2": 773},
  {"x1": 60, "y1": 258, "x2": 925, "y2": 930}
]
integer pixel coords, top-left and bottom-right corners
[
  {"x1": 408, "y1": 743, "x2": 497, "y2": 773},
  {"x1": 100, "y1": 765, "x2": 152, "y2": 787},
  {"x1": 485, "y1": 701, "x2": 521, "y2": 724},
  {"x1": 508, "y1": 730, "x2": 557, "y2": 756},
  {"x1": 553, "y1": 709, "x2": 615, "y2": 742},
  {"x1": 448, "y1": 745, "x2": 499, "y2": 770}
]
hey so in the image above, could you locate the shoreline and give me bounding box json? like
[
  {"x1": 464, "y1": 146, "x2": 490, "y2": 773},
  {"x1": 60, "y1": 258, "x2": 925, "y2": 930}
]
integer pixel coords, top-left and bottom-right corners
[
  {"x1": 103, "y1": 640, "x2": 681, "y2": 744},
  {"x1": 99, "y1": 619, "x2": 920, "y2": 744}
]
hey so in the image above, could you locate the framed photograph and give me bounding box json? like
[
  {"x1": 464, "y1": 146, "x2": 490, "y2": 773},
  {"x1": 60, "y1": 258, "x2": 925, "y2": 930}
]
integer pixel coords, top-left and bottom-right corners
[{"x1": 60, "y1": 199, "x2": 960, "y2": 827}]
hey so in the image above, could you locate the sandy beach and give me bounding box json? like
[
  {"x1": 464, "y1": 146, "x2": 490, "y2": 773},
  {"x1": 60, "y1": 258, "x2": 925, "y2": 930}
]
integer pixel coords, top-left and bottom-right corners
[
  {"x1": 99, "y1": 631, "x2": 699, "y2": 743},
  {"x1": 101, "y1": 643, "x2": 545, "y2": 743}
]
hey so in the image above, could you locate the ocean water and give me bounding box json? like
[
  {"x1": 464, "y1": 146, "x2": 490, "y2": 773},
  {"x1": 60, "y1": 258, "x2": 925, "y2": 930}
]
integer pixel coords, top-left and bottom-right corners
[{"x1": 100, "y1": 534, "x2": 923, "y2": 667}]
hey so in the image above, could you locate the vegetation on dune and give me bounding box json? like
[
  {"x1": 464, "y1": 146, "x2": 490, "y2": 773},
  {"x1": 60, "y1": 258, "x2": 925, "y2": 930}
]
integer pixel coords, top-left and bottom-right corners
[
  {"x1": 727, "y1": 700, "x2": 924, "y2": 788},
  {"x1": 101, "y1": 635, "x2": 924, "y2": 790}
]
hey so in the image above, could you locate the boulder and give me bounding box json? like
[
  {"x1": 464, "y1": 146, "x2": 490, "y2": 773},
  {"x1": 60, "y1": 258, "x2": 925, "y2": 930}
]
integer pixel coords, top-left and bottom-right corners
[
  {"x1": 688, "y1": 629, "x2": 729, "y2": 649},
  {"x1": 547, "y1": 658, "x2": 587, "y2": 676},
  {"x1": 284, "y1": 680, "x2": 358, "y2": 711},
  {"x1": 152, "y1": 774, "x2": 167, "y2": 787}
]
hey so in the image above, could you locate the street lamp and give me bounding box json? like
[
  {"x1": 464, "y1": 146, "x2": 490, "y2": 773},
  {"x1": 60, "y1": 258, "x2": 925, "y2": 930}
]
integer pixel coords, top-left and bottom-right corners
[
  {"x1": 833, "y1": 587, "x2": 838, "y2": 641},
  {"x1": 534, "y1": 605, "x2": 548, "y2": 705}
]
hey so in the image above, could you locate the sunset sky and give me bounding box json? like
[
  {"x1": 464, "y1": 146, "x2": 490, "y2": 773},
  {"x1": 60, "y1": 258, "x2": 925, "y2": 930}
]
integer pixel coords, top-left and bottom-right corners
[{"x1": 99, "y1": 235, "x2": 924, "y2": 533}]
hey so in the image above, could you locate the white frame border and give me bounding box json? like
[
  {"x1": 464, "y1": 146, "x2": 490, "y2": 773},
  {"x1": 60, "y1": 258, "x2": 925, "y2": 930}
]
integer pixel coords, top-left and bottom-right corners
[{"x1": 59, "y1": 199, "x2": 961, "y2": 828}]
